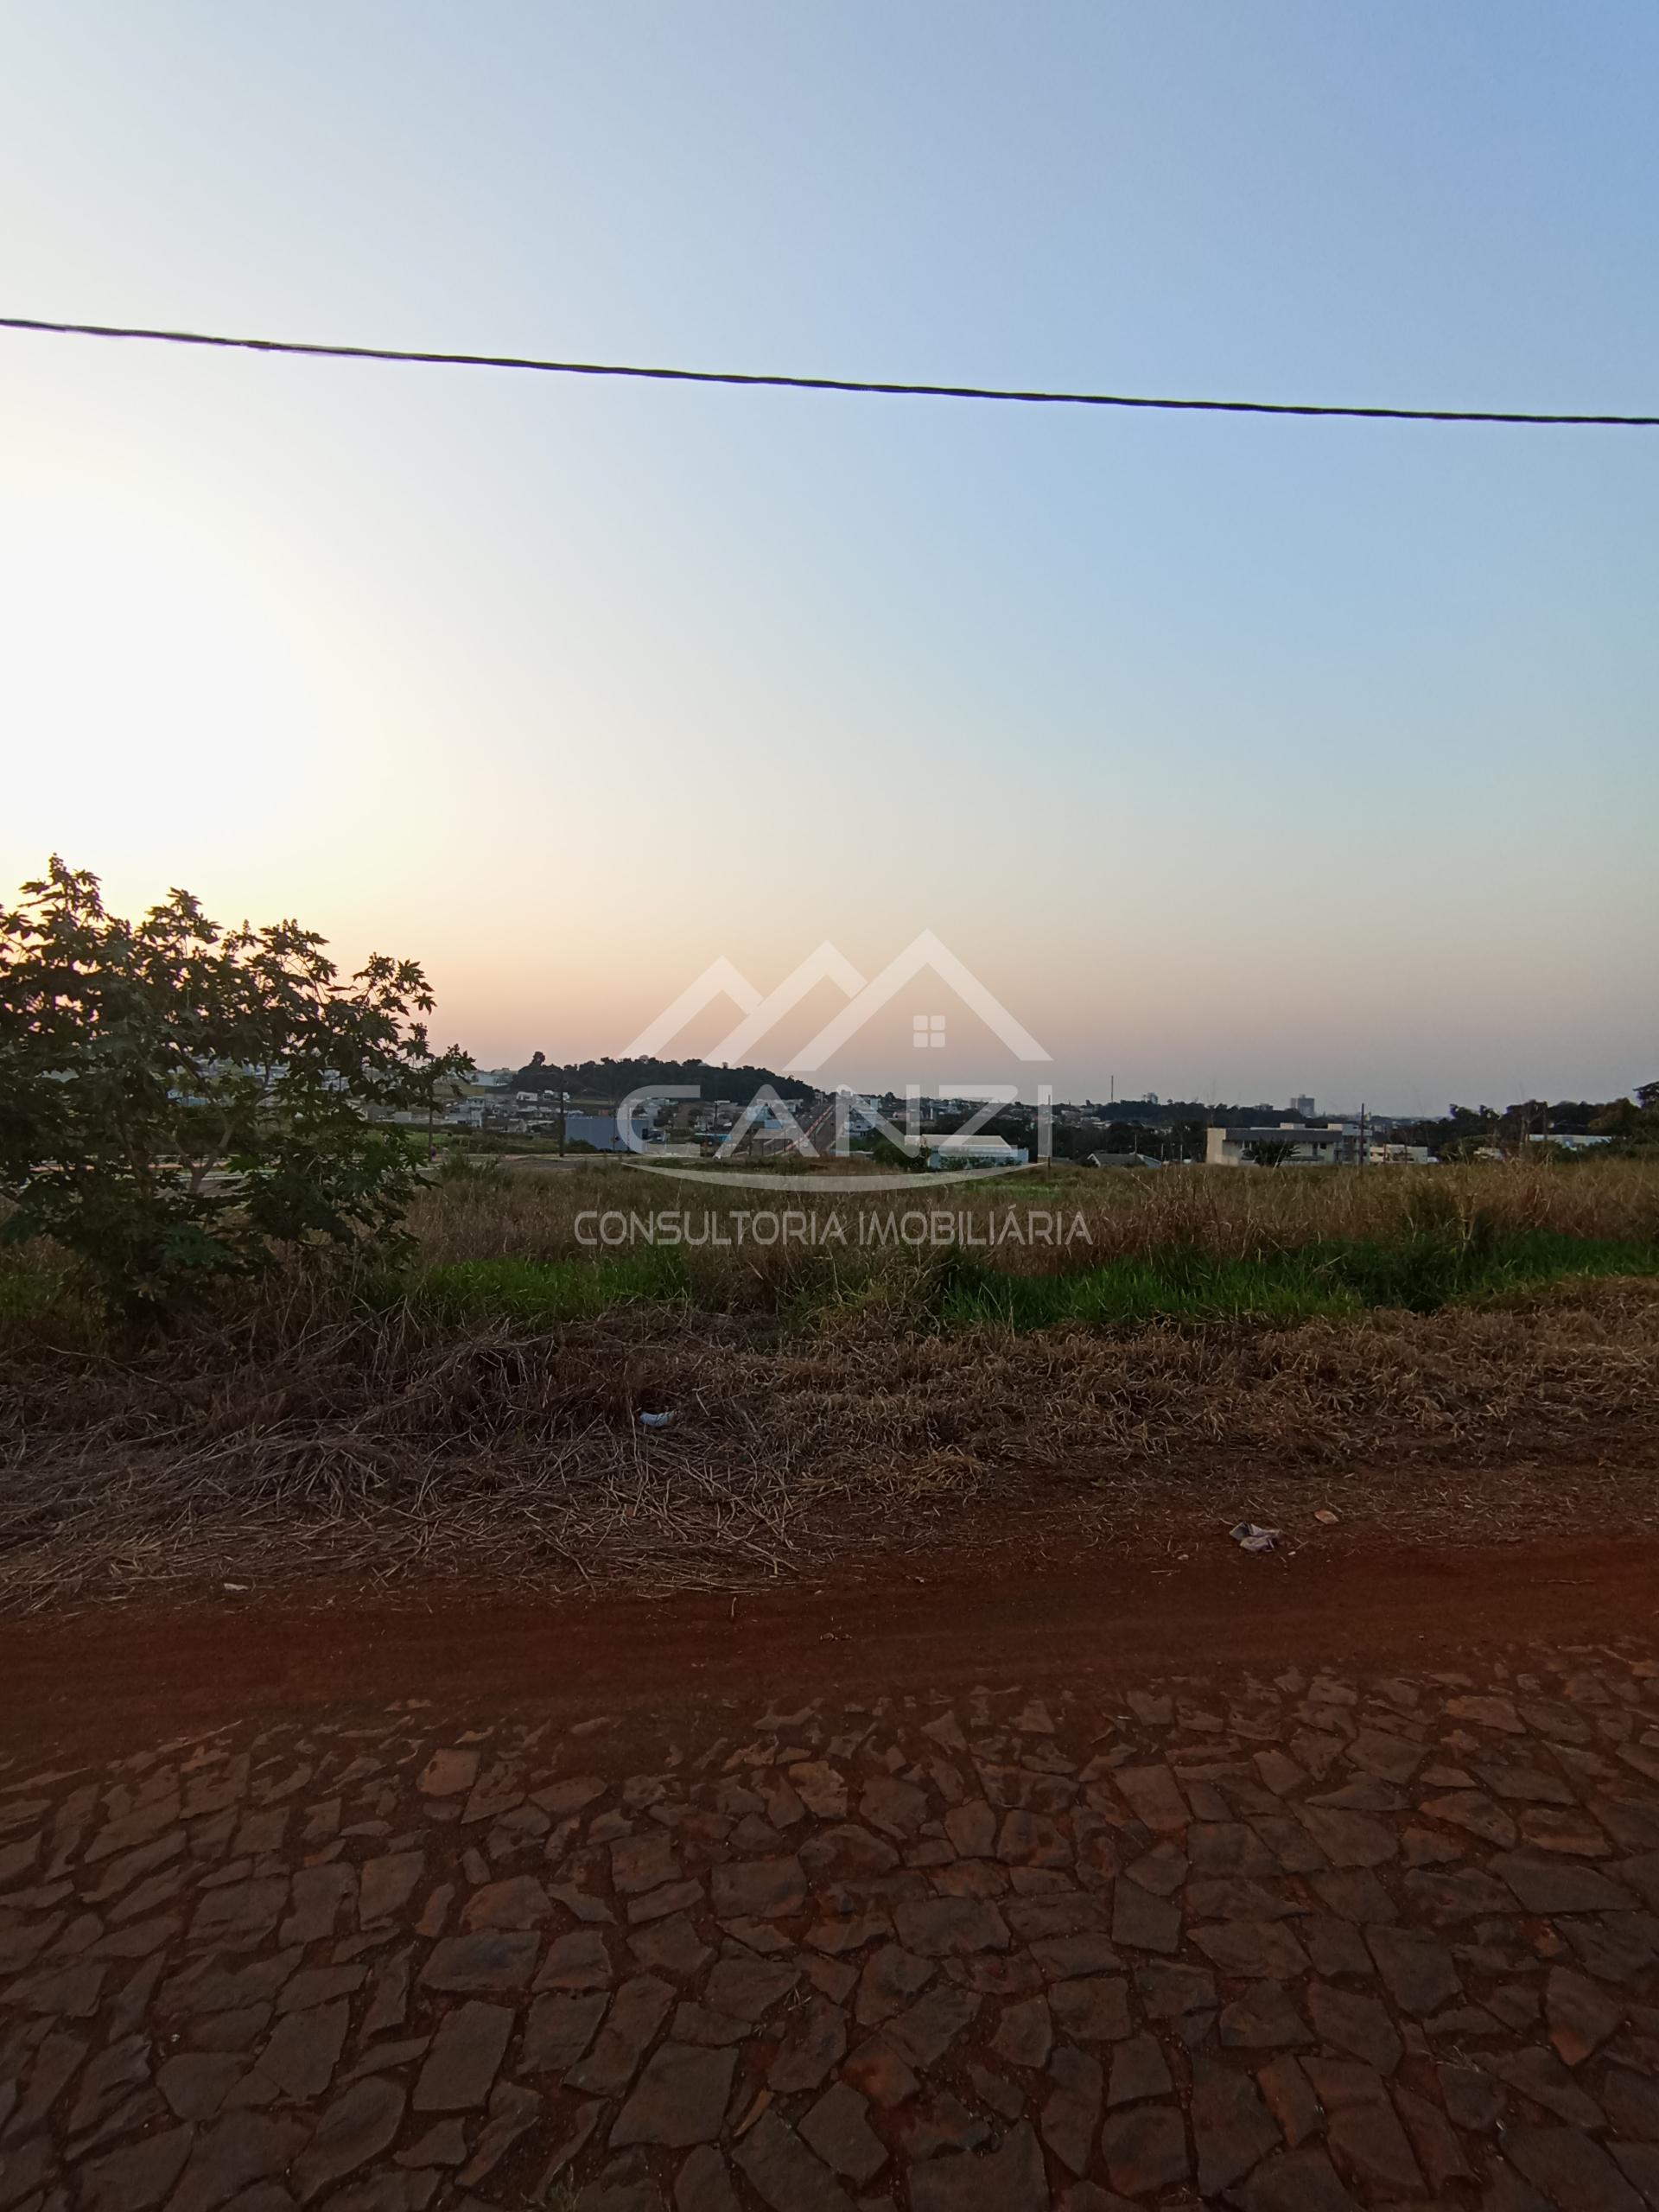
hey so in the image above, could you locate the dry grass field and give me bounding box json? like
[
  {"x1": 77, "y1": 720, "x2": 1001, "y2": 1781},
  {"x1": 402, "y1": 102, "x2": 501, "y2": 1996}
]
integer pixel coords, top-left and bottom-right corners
[
  {"x1": 2, "y1": 1157, "x2": 1657, "y2": 1609},
  {"x1": 412, "y1": 1150, "x2": 1659, "y2": 1263}
]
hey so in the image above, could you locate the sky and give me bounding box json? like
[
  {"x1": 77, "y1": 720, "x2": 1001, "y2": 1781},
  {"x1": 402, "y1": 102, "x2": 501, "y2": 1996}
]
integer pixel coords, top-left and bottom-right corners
[{"x1": 1, "y1": 3, "x2": 1656, "y2": 1116}]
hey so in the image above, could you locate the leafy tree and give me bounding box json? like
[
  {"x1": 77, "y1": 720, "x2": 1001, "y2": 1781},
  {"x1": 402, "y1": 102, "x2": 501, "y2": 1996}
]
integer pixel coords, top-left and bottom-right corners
[
  {"x1": 512, "y1": 1052, "x2": 817, "y2": 1106},
  {"x1": 857, "y1": 1132, "x2": 925, "y2": 1173},
  {"x1": 1595, "y1": 1082, "x2": 1659, "y2": 1147},
  {"x1": 1243, "y1": 1140, "x2": 1294, "y2": 1167},
  {"x1": 0, "y1": 859, "x2": 470, "y2": 1318}
]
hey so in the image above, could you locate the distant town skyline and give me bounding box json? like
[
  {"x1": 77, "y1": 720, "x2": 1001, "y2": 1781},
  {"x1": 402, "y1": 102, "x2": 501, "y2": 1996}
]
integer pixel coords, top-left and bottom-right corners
[
  {"x1": 3, "y1": 4, "x2": 1655, "y2": 1112},
  {"x1": 460, "y1": 1038, "x2": 1637, "y2": 1127}
]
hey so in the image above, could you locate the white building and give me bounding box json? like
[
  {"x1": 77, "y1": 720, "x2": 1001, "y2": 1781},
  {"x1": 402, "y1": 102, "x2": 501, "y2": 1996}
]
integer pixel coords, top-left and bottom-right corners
[
  {"x1": 1206, "y1": 1122, "x2": 1358, "y2": 1167},
  {"x1": 926, "y1": 1135, "x2": 1029, "y2": 1172},
  {"x1": 1207, "y1": 1123, "x2": 1436, "y2": 1167}
]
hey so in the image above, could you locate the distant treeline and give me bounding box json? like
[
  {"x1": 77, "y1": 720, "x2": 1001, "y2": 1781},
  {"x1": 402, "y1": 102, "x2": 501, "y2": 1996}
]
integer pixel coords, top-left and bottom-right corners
[
  {"x1": 512, "y1": 1052, "x2": 822, "y2": 1105},
  {"x1": 986, "y1": 1088, "x2": 1658, "y2": 1163},
  {"x1": 508, "y1": 1058, "x2": 1657, "y2": 1153},
  {"x1": 1387, "y1": 1091, "x2": 1657, "y2": 1153}
]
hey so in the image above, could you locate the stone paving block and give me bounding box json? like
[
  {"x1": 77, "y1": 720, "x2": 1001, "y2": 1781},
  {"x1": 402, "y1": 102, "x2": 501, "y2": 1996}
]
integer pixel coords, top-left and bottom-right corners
[
  {"x1": 1363, "y1": 1922, "x2": 1460, "y2": 2013},
  {"x1": 462, "y1": 1874, "x2": 551, "y2": 1931},
  {"x1": 1041, "y1": 2044, "x2": 1103, "y2": 2175},
  {"x1": 709, "y1": 1856, "x2": 805, "y2": 1919},
  {"x1": 1112, "y1": 1767, "x2": 1188, "y2": 1836},
  {"x1": 1100, "y1": 2101, "x2": 1190, "y2": 2196},
  {"x1": 1238, "y1": 2147, "x2": 1362, "y2": 2211},
  {"x1": 907, "y1": 2120, "x2": 1050, "y2": 2212},
  {"x1": 611, "y1": 2041, "x2": 736, "y2": 2148},
  {"x1": 1612, "y1": 2145, "x2": 1659, "y2": 2209},
  {"x1": 410, "y1": 2002, "x2": 512, "y2": 2112},
  {"x1": 704, "y1": 1955, "x2": 798, "y2": 2021},
  {"x1": 1257, "y1": 2054, "x2": 1323, "y2": 2148},
  {"x1": 1104, "y1": 2031, "x2": 1171, "y2": 2107},
  {"x1": 733, "y1": 2107, "x2": 859, "y2": 2211},
  {"x1": 189, "y1": 1878, "x2": 289, "y2": 1952},
  {"x1": 521, "y1": 1989, "x2": 609, "y2": 2072},
  {"x1": 767, "y1": 1993, "x2": 849, "y2": 2093},
  {"x1": 458, "y1": 2078, "x2": 541, "y2": 2185},
  {"x1": 1306, "y1": 1980, "x2": 1404, "y2": 2073},
  {"x1": 1050, "y1": 1975, "x2": 1129, "y2": 2043},
  {"x1": 416, "y1": 1750, "x2": 478, "y2": 1799},
  {"x1": 989, "y1": 1994, "x2": 1052, "y2": 2069},
  {"x1": 1191, "y1": 2058, "x2": 1281, "y2": 2197},
  {"x1": 884, "y1": 1981, "x2": 981, "y2": 2067},
  {"x1": 281, "y1": 1864, "x2": 356, "y2": 1946},
  {"x1": 79, "y1": 2121, "x2": 194, "y2": 2212},
  {"x1": 68, "y1": 2034, "x2": 153, "y2": 2138},
  {"x1": 996, "y1": 1810, "x2": 1070, "y2": 1868},
  {"x1": 536, "y1": 1928, "x2": 614, "y2": 1992},
  {"x1": 1601, "y1": 2063, "x2": 1659, "y2": 2139},
  {"x1": 1393, "y1": 2082, "x2": 1474, "y2": 2192},
  {"x1": 1491, "y1": 1851, "x2": 1636, "y2": 1913},
  {"x1": 1503, "y1": 2126, "x2": 1645, "y2": 2212},
  {"x1": 893, "y1": 1897, "x2": 1010, "y2": 1956},
  {"x1": 1545, "y1": 1964, "x2": 1624, "y2": 2063},
  {"x1": 234, "y1": 1996, "x2": 350, "y2": 2102},
  {"x1": 1109, "y1": 1882, "x2": 1180, "y2": 1954},
  {"x1": 626, "y1": 1913, "x2": 710, "y2": 1981},
  {"x1": 1486, "y1": 2044, "x2": 1606, "y2": 2128},
  {"x1": 1029, "y1": 1930, "x2": 1120, "y2": 1979},
  {"x1": 1192, "y1": 1919, "x2": 1310, "y2": 1979},
  {"x1": 855, "y1": 1943, "x2": 933, "y2": 2025},
  {"x1": 567, "y1": 1975, "x2": 675, "y2": 2097},
  {"x1": 842, "y1": 2036, "x2": 922, "y2": 2107},
  {"x1": 902, "y1": 2087, "x2": 994, "y2": 2159},
  {"x1": 418, "y1": 1930, "x2": 539, "y2": 1993},
  {"x1": 1303, "y1": 2058, "x2": 1422, "y2": 2197},
  {"x1": 798, "y1": 2082, "x2": 887, "y2": 2184},
  {"x1": 1220, "y1": 1979, "x2": 1312, "y2": 2048},
  {"x1": 1298, "y1": 1807, "x2": 1397, "y2": 1868}
]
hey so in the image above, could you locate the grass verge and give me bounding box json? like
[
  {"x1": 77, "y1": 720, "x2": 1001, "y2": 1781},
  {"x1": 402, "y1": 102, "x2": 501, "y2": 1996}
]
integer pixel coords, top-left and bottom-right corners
[
  {"x1": 404, "y1": 1228, "x2": 1659, "y2": 1330},
  {"x1": 420, "y1": 1250, "x2": 691, "y2": 1322},
  {"x1": 936, "y1": 1230, "x2": 1659, "y2": 1328}
]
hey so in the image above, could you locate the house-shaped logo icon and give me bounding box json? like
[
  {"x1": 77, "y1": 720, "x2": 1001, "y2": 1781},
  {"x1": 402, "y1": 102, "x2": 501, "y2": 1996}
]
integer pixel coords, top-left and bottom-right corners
[{"x1": 623, "y1": 928, "x2": 1049, "y2": 1072}]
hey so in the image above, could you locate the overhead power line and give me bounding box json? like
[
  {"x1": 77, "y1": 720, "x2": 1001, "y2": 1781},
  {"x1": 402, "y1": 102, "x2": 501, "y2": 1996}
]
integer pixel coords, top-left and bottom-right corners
[{"x1": 2, "y1": 312, "x2": 1656, "y2": 427}]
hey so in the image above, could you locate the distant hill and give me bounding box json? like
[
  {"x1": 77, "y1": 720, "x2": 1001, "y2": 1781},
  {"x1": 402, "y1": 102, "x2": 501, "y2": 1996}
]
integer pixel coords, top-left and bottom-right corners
[{"x1": 512, "y1": 1052, "x2": 821, "y2": 1104}]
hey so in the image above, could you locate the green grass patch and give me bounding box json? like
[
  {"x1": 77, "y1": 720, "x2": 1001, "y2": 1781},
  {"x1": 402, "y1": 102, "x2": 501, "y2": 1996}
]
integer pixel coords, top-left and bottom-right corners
[
  {"x1": 935, "y1": 1230, "x2": 1659, "y2": 1329},
  {"x1": 407, "y1": 1229, "x2": 1659, "y2": 1331},
  {"x1": 419, "y1": 1250, "x2": 692, "y2": 1322},
  {"x1": 0, "y1": 1270, "x2": 60, "y2": 1323}
]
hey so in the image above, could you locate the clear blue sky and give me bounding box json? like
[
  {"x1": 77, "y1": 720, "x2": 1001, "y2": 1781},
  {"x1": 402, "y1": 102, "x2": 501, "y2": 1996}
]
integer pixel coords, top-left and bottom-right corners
[{"x1": 2, "y1": 3, "x2": 1655, "y2": 1112}]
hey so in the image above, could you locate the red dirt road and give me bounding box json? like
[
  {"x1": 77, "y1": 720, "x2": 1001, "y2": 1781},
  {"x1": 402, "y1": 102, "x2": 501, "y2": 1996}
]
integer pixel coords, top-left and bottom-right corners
[{"x1": 6, "y1": 1532, "x2": 1658, "y2": 1765}]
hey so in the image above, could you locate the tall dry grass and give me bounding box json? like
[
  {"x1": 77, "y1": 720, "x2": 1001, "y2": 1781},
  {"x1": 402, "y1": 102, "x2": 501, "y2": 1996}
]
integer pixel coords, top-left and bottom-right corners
[
  {"x1": 408, "y1": 1154, "x2": 1659, "y2": 1281},
  {"x1": 2, "y1": 1268, "x2": 1656, "y2": 1609},
  {"x1": 3, "y1": 1156, "x2": 1658, "y2": 1608}
]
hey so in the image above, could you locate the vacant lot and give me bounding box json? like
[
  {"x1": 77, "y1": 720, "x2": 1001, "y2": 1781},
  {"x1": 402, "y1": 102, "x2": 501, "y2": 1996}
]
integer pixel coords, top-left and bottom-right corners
[{"x1": 3, "y1": 1160, "x2": 1657, "y2": 1609}]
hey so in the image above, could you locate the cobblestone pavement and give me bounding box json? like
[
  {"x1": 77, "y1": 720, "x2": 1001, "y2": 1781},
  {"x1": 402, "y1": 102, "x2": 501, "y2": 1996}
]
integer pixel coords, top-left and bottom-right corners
[{"x1": 5, "y1": 1647, "x2": 1659, "y2": 2212}]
